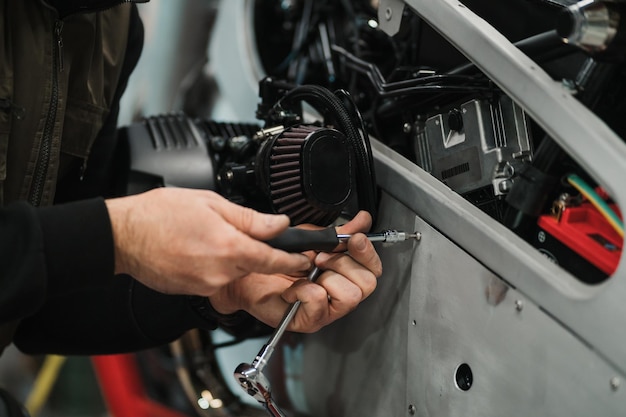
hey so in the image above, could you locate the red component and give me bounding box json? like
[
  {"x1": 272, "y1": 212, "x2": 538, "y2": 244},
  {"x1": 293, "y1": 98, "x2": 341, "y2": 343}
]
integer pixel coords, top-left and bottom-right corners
[
  {"x1": 92, "y1": 354, "x2": 189, "y2": 417},
  {"x1": 538, "y1": 202, "x2": 623, "y2": 276}
]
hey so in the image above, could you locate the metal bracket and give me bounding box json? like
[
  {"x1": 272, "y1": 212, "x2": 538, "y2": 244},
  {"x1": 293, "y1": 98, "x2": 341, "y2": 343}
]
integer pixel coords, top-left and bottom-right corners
[{"x1": 378, "y1": 0, "x2": 405, "y2": 36}]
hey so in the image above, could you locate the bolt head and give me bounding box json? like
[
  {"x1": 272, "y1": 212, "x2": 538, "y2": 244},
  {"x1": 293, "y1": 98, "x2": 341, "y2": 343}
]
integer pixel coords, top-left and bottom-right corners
[
  {"x1": 498, "y1": 179, "x2": 513, "y2": 193},
  {"x1": 408, "y1": 404, "x2": 416, "y2": 415},
  {"x1": 610, "y1": 377, "x2": 621, "y2": 391},
  {"x1": 537, "y1": 231, "x2": 546, "y2": 243}
]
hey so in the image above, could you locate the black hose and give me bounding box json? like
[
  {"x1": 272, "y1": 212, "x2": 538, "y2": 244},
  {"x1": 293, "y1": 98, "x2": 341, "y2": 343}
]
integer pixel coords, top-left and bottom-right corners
[{"x1": 447, "y1": 30, "x2": 578, "y2": 75}]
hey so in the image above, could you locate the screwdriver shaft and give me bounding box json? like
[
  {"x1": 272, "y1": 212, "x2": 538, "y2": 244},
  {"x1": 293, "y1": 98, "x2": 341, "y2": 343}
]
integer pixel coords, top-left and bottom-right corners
[{"x1": 337, "y1": 230, "x2": 421, "y2": 243}]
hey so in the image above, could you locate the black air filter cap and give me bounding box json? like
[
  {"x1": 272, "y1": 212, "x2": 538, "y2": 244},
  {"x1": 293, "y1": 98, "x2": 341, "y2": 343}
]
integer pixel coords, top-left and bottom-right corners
[{"x1": 258, "y1": 125, "x2": 354, "y2": 226}]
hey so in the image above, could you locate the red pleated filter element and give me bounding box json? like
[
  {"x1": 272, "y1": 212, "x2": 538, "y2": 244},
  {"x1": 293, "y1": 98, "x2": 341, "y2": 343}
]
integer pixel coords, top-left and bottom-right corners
[{"x1": 257, "y1": 124, "x2": 354, "y2": 226}]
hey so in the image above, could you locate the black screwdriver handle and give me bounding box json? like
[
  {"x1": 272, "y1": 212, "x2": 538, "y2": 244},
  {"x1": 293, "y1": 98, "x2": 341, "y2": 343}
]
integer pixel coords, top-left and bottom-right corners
[{"x1": 266, "y1": 227, "x2": 339, "y2": 252}]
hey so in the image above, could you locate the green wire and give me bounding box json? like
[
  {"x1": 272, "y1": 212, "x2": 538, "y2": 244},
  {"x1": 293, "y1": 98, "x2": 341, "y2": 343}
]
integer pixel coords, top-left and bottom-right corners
[{"x1": 567, "y1": 174, "x2": 624, "y2": 238}]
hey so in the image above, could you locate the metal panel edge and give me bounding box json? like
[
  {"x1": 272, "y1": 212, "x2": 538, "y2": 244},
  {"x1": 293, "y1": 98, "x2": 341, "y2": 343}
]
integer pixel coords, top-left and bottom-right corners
[{"x1": 372, "y1": 138, "x2": 626, "y2": 375}]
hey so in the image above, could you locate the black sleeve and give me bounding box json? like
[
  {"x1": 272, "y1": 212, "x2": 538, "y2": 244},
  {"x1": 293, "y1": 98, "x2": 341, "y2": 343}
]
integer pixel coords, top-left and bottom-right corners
[
  {"x1": 0, "y1": 198, "x2": 113, "y2": 325},
  {"x1": 0, "y1": 202, "x2": 47, "y2": 324},
  {"x1": 11, "y1": 198, "x2": 254, "y2": 355},
  {"x1": 13, "y1": 275, "x2": 271, "y2": 355},
  {"x1": 13, "y1": 277, "x2": 218, "y2": 355}
]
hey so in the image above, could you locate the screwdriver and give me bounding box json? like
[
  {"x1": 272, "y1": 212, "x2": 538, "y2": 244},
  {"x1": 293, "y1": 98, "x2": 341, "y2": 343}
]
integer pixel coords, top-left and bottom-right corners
[{"x1": 266, "y1": 227, "x2": 421, "y2": 252}]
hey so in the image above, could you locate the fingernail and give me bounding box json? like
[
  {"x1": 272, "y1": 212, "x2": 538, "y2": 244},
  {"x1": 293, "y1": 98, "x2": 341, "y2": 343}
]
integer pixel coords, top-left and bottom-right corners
[
  {"x1": 316, "y1": 252, "x2": 331, "y2": 263},
  {"x1": 265, "y1": 213, "x2": 289, "y2": 227}
]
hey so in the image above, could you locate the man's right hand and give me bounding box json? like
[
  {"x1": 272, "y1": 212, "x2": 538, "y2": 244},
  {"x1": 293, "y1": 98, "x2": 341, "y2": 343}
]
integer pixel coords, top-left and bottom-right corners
[{"x1": 105, "y1": 188, "x2": 311, "y2": 296}]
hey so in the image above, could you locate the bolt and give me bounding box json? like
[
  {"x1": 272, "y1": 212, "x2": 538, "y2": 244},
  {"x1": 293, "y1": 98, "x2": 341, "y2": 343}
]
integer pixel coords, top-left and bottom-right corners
[
  {"x1": 610, "y1": 377, "x2": 620, "y2": 391},
  {"x1": 515, "y1": 299, "x2": 524, "y2": 312},
  {"x1": 403, "y1": 123, "x2": 412, "y2": 134},
  {"x1": 411, "y1": 320, "x2": 417, "y2": 326},
  {"x1": 408, "y1": 404, "x2": 416, "y2": 415},
  {"x1": 498, "y1": 179, "x2": 513, "y2": 193},
  {"x1": 385, "y1": 7, "x2": 393, "y2": 20},
  {"x1": 562, "y1": 78, "x2": 577, "y2": 94},
  {"x1": 537, "y1": 231, "x2": 546, "y2": 243},
  {"x1": 210, "y1": 135, "x2": 226, "y2": 151}
]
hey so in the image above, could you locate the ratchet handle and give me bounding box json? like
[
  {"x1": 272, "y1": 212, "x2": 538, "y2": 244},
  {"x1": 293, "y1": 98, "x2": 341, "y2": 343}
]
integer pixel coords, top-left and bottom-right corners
[{"x1": 266, "y1": 227, "x2": 339, "y2": 252}]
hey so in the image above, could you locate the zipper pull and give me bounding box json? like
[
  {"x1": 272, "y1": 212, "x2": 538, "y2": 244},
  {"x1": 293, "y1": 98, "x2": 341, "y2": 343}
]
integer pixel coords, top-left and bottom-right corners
[{"x1": 56, "y1": 20, "x2": 64, "y2": 72}]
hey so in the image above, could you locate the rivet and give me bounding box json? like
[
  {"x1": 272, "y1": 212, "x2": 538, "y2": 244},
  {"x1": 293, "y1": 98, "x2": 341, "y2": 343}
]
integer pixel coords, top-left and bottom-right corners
[
  {"x1": 610, "y1": 377, "x2": 620, "y2": 391},
  {"x1": 515, "y1": 299, "x2": 524, "y2": 312},
  {"x1": 408, "y1": 404, "x2": 416, "y2": 415},
  {"x1": 385, "y1": 7, "x2": 393, "y2": 20}
]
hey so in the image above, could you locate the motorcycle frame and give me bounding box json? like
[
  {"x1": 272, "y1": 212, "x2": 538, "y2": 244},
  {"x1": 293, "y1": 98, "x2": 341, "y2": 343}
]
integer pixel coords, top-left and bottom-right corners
[{"x1": 377, "y1": 0, "x2": 626, "y2": 375}]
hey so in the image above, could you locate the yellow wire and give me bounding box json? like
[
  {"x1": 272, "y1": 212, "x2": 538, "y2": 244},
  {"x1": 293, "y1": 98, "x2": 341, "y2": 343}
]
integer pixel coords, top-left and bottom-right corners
[
  {"x1": 24, "y1": 355, "x2": 67, "y2": 417},
  {"x1": 567, "y1": 177, "x2": 624, "y2": 238}
]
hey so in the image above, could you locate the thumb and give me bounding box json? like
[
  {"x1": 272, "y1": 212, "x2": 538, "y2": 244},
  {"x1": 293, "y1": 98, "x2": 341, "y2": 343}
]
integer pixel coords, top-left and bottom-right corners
[{"x1": 211, "y1": 197, "x2": 291, "y2": 240}]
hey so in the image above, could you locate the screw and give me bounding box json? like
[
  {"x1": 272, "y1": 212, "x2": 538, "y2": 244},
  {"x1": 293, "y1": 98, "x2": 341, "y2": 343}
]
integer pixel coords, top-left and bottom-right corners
[
  {"x1": 610, "y1": 377, "x2": 620, "y2": 391},
  {"x1": 385, "y1": 7, "x2": 393, "y2": 20},
  {"x1": 537, "y1": 231, "x2": 546, "y2": 243},
  {"x1": 411, "y1": 320, "x2": 417, "y2": 326},
  {"x1": 515, "y1": 300, "x2": 524, "y2": 312},
  {"x1": 408, "y1": 404, "x2": 416, "y2": 415}
]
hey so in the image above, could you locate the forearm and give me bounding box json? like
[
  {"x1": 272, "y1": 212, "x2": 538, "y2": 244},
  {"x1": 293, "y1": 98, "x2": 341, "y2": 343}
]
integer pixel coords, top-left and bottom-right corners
[
  {"x1": 0, "y1": 198, "x2": 114, "y2": 325},
  {"x1": 0, "y1": 202, "x2": 47, "y2": 324},
  {"x1": 13, "y1": 276, "x2": 217, "y2": 355}
]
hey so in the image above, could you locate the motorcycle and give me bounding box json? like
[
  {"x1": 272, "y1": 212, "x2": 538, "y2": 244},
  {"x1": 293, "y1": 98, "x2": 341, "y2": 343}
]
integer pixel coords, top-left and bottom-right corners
[{"x1": 93, "y1": 1, "x2": 626, "y2": 416}]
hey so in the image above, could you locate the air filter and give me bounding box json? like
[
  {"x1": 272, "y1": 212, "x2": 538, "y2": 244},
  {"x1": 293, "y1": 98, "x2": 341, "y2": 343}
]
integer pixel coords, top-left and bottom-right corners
[{"x1": 257, "y1": 125, "x2": 353, "y2": 226}]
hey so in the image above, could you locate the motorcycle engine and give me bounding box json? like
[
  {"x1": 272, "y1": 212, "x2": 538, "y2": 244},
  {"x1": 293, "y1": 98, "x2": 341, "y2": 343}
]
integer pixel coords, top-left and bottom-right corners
[{"x1": 115, "y1": 80, "x2": 376, "y2": 227}]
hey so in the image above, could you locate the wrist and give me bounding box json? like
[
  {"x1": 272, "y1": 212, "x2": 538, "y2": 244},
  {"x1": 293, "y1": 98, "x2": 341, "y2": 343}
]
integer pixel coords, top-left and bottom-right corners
[
  {"x1": 189, "y1": 296, "x2": 244, "y2": 323},
  {"x1": 208, "y1": 287, "x2": 241, "y2": 315},
  {"x1": 105, "y1": 196, "x2": 134, "y2": 276}
]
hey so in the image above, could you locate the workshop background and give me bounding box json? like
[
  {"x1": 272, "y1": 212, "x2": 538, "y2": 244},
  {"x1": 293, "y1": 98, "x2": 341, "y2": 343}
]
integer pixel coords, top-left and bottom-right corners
[{"x1": 0, "y1": 1, "x2": 219, "y2": 416}]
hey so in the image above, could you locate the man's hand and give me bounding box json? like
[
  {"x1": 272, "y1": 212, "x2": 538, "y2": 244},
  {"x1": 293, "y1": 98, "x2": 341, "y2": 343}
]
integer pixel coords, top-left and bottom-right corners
[
  {"x1": 209, "y1": 211, "x2": 383, "y2": 333},
  {"x1": 105, "y1": 188, "x2": 311, "y2": 296}
]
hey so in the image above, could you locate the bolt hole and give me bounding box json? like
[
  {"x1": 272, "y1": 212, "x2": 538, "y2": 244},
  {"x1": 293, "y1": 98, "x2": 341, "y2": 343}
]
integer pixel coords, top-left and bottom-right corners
[{"x1": 455, "y1": 363, "x2": 473, "y2": 391}]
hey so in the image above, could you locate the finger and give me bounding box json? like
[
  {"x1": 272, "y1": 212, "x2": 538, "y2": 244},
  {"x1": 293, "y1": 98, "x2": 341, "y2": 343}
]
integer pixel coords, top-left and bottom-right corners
[
  {"x1": 208, "y1": 195, "x2": 291, "y2": 240},
  {"x1": 335, "y1": 211, "x2": 373, "y2": 235},
  {"x1": 315, "y1": 250, "x2": 378, "y2": 299},
  {"x1": 315, "y1": 269, "x2": 364, "y2": 316},
  {"x1": 281, "y1": 279, "x2": 330, "y2": 332},
  {"x1": 346, "y1": 233, "x2": 383, "y2": 278},
  {"x1": 317, "y1": 233, "x2": 382, "y2": 278}
]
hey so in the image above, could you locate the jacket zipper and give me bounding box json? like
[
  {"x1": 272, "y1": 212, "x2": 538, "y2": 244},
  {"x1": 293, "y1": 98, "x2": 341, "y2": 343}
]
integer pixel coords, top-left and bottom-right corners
[
  {"x1": 28, "y1": 20, "x2": 63, "y2": 207},
  {"x1": 28, "y1": 1, "x2": 148, "y2": 201}
]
